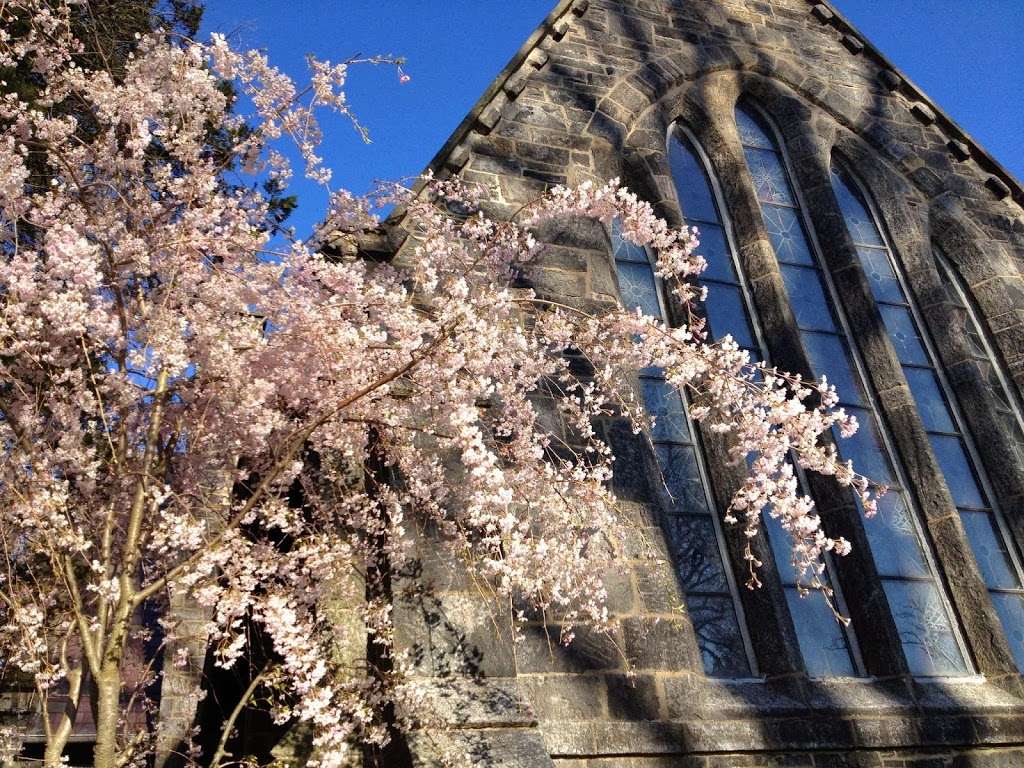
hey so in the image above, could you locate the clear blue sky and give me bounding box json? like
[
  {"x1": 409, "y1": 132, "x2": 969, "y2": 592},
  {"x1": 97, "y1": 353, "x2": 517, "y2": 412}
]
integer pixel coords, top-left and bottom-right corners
[{"x1": 199, "y1": 1, "x2": 1023, "y2": 241}]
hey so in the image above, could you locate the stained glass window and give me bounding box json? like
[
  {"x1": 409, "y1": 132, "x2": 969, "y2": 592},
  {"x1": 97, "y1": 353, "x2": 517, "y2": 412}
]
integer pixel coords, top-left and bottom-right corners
[
  {"x1": 935, "y1": 250, "x2": 1024, "y2": 476},
  {"x1": 831, "y1": 162, "x2": 1024, "y2": 672},
  {"x1": 735, "y1": 101, "x2": 970, "y2": 676},
  {"x1": 611, "y1": 217, "x2": 753, "y2": 678},
  {"x1": 669, "y1": 125, "x2": 859, "y2": 677}
]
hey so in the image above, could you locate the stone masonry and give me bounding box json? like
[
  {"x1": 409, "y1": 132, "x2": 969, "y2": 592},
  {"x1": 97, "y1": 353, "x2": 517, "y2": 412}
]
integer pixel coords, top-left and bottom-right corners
[{"x1": 382, "y1": 1, "x2": 1024, "y2": 766}]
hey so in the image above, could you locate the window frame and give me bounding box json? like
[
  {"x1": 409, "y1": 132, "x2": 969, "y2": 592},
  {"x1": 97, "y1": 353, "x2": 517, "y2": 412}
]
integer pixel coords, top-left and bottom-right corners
[
  {"x1": 669, "y1": 120, "x2": 866, "y2": 678},
  {"x1": 735, "y1": 99, "x2": 977, "y2": 678},
  {"x1": 608, "y1": 217, "x2": 761, "y2": 679}
]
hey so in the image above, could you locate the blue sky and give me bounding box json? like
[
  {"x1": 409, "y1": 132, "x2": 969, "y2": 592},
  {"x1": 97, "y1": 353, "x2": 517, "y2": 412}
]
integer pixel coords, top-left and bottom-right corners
[{"x1": 199, "y1": 1, "x2": 1023, "y2": 241}]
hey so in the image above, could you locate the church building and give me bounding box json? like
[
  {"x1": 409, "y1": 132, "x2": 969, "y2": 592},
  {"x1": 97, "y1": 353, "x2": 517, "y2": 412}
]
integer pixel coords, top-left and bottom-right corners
[{"x1": 381, "y1": 0, "x2": 1024, "y2": 765}]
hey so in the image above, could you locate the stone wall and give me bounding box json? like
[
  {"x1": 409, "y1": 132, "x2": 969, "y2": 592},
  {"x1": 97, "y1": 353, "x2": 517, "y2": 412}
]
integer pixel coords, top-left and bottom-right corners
[{"x1": 393, "y1": 0, "x2": 1024, "y2": 765}]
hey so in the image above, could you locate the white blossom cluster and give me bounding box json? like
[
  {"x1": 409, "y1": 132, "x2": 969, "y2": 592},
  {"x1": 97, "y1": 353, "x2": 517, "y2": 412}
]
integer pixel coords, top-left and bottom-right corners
[{"x1": 0, "y1": 4, "x2": 880, "y2": 766}]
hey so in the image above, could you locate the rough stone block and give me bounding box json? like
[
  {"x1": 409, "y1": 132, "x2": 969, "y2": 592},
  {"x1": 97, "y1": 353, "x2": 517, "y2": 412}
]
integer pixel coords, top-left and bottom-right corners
[
  {"x1": 621, "y1": 616, "x2": 702, "y2": 672},
  {"x1": 445, "y1": 143, "x2": 470, "y2": 170},
  {"x1": 409, "y1": 727, "x2": 555, "y2": 768},
  {"x1": 986, "y1": 175, "x2": 1011, "y2": 200},
  {"x1": 878, "y1": 68, "x2": 902, "y2": 91},
  {"x1": 810, "y1": 4, "x2": 835, "y2": 23},
  {"x1": 664, "y1": 678, "x2": 805, "y2": 720},
  {"x1": 515, "y1": 624, "x2": 626, "y2": 674},
  {"x1": 605, "y1": 673, "x2": 662, "y2": 720},
  {"x1": 478, "y1": 101, "x2": 504, "y2": 133},
  {"x1": 947, "y1": 139, "x2": 971, "y2": 161},
  {"x1": 527, "y1": 48, "x2": 550, "y2": 69},
  {"x1": 517, "y1": 674, "x2": 607, "y2": 721},
  {"x1": 841, "y1": 34, "x2": 865, "y2": 54},
  {"x1": 910, "y1": 101, "x2": 937, "y2": 124},
  {"x1": 504, "y1": 70, "x2": 530, "y2": 98},
  {"x1": 409, "y1": 678, "x2": 536, "y2": 727}
]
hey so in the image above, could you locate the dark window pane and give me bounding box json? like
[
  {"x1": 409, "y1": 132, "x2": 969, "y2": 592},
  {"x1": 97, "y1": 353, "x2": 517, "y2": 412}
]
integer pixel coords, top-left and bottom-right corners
[
  {"x1": 762, "y1": 204, "x2": 815, "y2": 266},
  {"x1": 669, "y1": 135, "x2": 719, "y2": 223},
  {"x1": 928, "y1": 434, "x2": 986, "y2": 509},
  {"x1": 990, "y1": 592, "x2": 1024, "y2": 671},
  {"x1": 704, "y1": 284, "x2": 756, "y2": 349},
  {"x1": 830, "y1": 165, "x2": 885, "y2": 247},
  {"x1": 655, "y1": 443, "x2": 710, "y2": 515},
  {"x1": 664, "y1": 514, "x2": 730, "y2": 593},
  {"x1": 835, "y1": 406, "x2": 895, "y2": 485},
  {"x1": 688, "y1": 595, "x2": 752, "y2": 678},
  {"x1": 612, "y1": 219, "x2": 650, "y2": 263},
  {"x1": 694, "y1": 224, "x2": 737, "y2": 283},
  {"x1": 735, "y1": 105, "x2": 775, "y2": 149},
  {"x1": 802, "y1": 332, "x2": 865, "y2": 406},
  {"x1": 879, "y1": 304, "x2": 929, "y2": 366},
  {"x1": 959, "y1": 510, "x2": 1022, "y2": 590},
  {"x1": 616, "y1": 261, "x2": 663, "y2": 318},
  {"x1": 856, "y1": 246, "x2": 904, "y2": 304},
  {"x1": 904, "y1": 367, "x2": 956, "y2": 433},
  {"x1": 781, "y1": 264, "x2": 837, "y2": 332},
  {"x1": 744, "y1": 146, "x2": 795, "y2": 206},
  {"x1": 641, "y1": 377, "x2": 690, "y2": 443},
  {"x1": 784, "y1": 588, "x2": 856, "y2": 677},
  {"x1": 883, "y1": 580, "x2": 968, "y2": 677},
  {"x1": 862, "y1": 491, "x2": 930, "y2": 579}
]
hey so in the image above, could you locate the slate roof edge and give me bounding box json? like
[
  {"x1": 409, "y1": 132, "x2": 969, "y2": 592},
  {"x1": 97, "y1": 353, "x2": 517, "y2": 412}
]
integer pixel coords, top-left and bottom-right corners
[
  {"x1": 810, "y1": 0, "x2": 1022, "y2": 208},
  {"x1": 416, "y1": 0, "x2": 575, "y2": 184},
  {"x1": 393, "y1": 0, "x2": 1021, "y2": 216}
]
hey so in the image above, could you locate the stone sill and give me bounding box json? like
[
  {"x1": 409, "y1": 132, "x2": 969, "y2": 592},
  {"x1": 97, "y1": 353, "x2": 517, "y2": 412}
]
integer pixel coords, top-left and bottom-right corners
[{"x1": 537, "y1": 677, "x2": 1024, "y2": 756}]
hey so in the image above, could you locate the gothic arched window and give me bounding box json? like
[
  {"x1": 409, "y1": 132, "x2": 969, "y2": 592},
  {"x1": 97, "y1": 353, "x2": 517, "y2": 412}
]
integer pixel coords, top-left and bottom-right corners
[
  {"x1": 735, "y1": 101, "x2": 970, "y2": 676},
  {"x1": 611, "y1": 218, "x2": 754, "y2": 678},
  {"x1": 935, "y1": 249, "x2": 1024, "y2": 470},
  {"x1": 668, "y1": 125, "x2": 860, "y2": 677},
  {"x1": 830, "y1": 162, "x2": 1024, "y2": 670}
]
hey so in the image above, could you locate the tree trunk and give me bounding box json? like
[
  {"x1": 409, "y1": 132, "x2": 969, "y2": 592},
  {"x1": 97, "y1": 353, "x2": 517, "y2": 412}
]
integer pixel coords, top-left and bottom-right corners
[
  {"x1": 42, "y1": 664, "x2": 83, "y2": 768},
  {"x1": 92, "y1": 668, "x2": 122, "y2": 768}
]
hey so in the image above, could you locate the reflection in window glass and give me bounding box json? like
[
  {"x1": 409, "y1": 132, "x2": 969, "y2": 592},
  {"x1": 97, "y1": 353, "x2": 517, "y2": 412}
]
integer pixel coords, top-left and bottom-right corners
[
  {"x1": 991, "y1": 594, "x2": 1024, "y2": 668},
  {"x1": 780, "y1": 265, "x2": 837, "y2": 333},
  {"x1": 831, "y1": 161, "x2": 1024, "y2": 672},
  {"x1": 884, "y1": 580, "x2": 968, "y2": 677},
  {"x1": 611, "y1": 218, "x2": 752, "y2": 677},
  {"x1": 735, "y1": 102, "x2": 969, "y2": 676},
  {"x1": 671, "y1": 125, "x2": 858, "y2": 677},
  {"x1": 959, "y1": 511, "x2": 1021, "y2": 590},
  {"x1": 689, "y1": 596, "x2": 756, "y2": 678},
  {"x1": 860, "y1": 493, "x2": 930, "y2": 580}
]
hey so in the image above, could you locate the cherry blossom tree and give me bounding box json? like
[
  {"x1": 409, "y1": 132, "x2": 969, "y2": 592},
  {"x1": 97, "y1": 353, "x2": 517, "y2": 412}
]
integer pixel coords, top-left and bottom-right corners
[{"x1": 0, "y1": 3, "x2": 878, "y2": 767}]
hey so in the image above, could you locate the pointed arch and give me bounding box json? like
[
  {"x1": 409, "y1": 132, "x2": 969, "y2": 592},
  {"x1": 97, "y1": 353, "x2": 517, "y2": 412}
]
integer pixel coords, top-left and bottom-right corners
[
  {"x1": 734, "y1": 99, "x2": 971, "y2": 677},
  {"x1": 829, "y1": 158, "x2": 1024, "y2": 671},
  {"x1": 610, "y1": 218, "x2": 755, "y2": 678},
  {"x1": 668, "y1": 122, "x2": 861, "y2": 677}
]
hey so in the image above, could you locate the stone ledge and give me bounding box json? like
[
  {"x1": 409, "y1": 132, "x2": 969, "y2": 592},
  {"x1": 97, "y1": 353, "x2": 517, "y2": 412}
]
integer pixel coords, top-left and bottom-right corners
[
  {"x1": 536, "y1": 678, "x2": 1024, "y2": 756},
  {"x1": 409, "y1": 678, "x2": 538, "y2": 728}
]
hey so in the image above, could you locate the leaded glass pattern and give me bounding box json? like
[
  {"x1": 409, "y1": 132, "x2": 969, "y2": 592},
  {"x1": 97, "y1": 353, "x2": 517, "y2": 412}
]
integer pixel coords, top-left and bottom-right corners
[
  {"x1": 936, "y1": 252, "x2": 1024, "y2": 472},
  {"x1": 830, "y1": 161, "x2": 1024, "y2": 671},
  {"x1": 611, "y1": 218, "x2": 752, "y2": 678},
  {"x1": 735, "y1": 101, "x2": 969, "y2": 676},
  {"x1": 669, "y1": 126, "x2": 858, "y2": 677}
]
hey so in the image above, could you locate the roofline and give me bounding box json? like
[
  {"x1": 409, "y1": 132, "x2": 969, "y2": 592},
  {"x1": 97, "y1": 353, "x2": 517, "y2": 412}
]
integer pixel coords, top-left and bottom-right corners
[
  {"x1": 419, "y1": 0, "x2": 575, "y2": 180},
  {"x1": 811, "y1": 0, "x2": 1022, "y2": 207},
  {"x1": 406, "y1": 0, "x2": 1022, "y2": 211}
]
